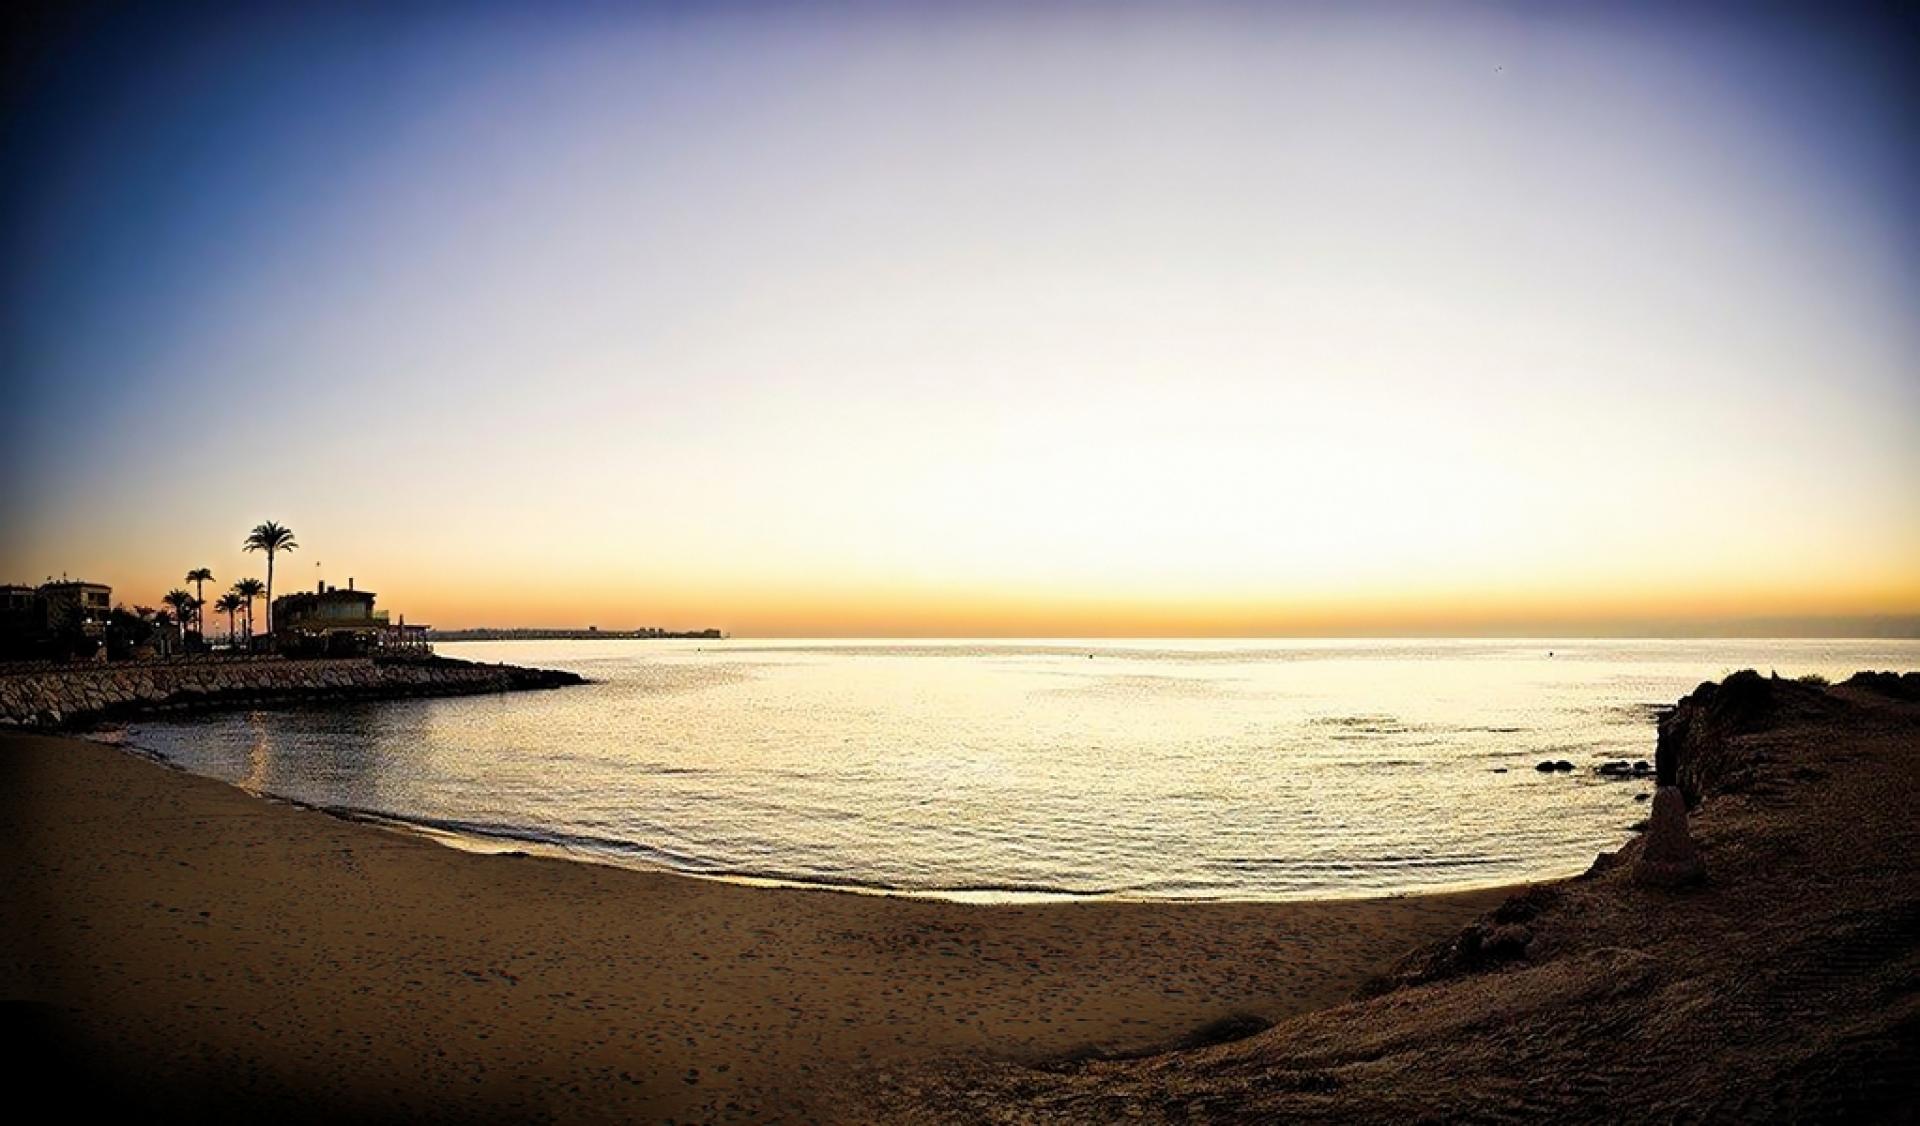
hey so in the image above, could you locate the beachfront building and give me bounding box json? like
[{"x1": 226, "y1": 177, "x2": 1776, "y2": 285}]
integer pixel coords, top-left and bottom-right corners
[
  {"x1": 0, "y1": 579, "x2": 114, "y2": 660},
  {"x1": 38, "y1": 580, "x2": 113, "y2": 633},
  {"x1": 31, "y1": 580, "x2": 116, "y2": 644},
  {"x1": 273, "y1": 579, "x2": 383, "y2": 654},
  {"x1": 1, "y1": 585, "x2": 39, "y2": 632},
  {"x1": 271, "y1": 579, "x2": 431, "y2": 656}
]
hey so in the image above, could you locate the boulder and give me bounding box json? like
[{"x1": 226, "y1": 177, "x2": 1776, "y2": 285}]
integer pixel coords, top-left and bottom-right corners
[{"x1": 1633, "y1": 786, "x2": 1705, "y2": 888}]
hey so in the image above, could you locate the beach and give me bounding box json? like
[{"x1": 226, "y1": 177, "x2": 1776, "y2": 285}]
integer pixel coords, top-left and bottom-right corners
[
  {"x1": 8, "y1": 1, "x2": 1915, "y2": 1119},
  {"x1": 0, "y1": 730, "x2": 1506, "y2": 1123}
]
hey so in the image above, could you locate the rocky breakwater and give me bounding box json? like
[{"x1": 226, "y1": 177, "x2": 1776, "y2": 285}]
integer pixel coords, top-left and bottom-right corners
[{"x1": 0, "y1": 656, "x2": 585, "y2": 730}]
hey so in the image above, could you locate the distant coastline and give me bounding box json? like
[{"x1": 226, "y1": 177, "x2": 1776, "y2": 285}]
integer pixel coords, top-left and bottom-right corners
[{"x1": 429, "y1": 627, "x2": 726, "y2": 642}]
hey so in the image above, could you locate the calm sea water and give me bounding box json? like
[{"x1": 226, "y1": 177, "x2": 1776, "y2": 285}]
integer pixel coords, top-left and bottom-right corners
[{"x1": 117, "y1": 638, "x2": 1919, "y2": 901}]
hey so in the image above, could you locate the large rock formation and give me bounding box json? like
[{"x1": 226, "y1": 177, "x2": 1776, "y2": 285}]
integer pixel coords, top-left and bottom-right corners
[
  {"x1": 1632, "y1": 785, "x2": 1704, "y2": 887},
  {"x1": 1653, "y1": 669, "x2": 1837, "y2": 805}
]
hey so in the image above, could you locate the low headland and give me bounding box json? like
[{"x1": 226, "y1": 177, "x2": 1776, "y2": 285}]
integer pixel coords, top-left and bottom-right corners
[
  {"x1": 3, "y1": 669, "x2": 1915, "y2": 1122},
  {"x1": 428, "y1": 627, "x2": 727, "y2": 642}
]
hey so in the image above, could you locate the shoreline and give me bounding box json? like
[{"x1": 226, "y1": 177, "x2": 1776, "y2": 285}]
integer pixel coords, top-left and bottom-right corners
[
  {"x1": 283, "y1": 807, "x2": 1557, "y2": 908},
  {"x1": 94, "y1": 726, "x2": 1568, "y2": 908},
  {"x1": 257, "y1": 798, "x2": 1546, "y2": 908},
  {"x1": 1, "y1": 729, "x2": 1513, "y2": 1122}
]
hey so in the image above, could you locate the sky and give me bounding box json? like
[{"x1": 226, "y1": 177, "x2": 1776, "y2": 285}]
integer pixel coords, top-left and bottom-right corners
[{"x1": 3, "y1": 1, "x2": 1916, "y2": 636}]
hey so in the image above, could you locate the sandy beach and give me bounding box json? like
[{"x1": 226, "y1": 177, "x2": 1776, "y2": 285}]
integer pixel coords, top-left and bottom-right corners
[{"x1": 0, "y1": 731, "x2": 1506, "y2": 1123}]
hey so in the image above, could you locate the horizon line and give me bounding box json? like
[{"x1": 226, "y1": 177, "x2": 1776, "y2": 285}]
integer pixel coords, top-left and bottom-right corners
[{"x1": 431, "y1": 630, "x2": 1920, "y2": 642}]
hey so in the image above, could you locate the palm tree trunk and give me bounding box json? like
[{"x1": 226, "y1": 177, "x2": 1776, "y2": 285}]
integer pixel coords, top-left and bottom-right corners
[{"x1": 265, "y1": 554, "x2": 274, "y2": 638}]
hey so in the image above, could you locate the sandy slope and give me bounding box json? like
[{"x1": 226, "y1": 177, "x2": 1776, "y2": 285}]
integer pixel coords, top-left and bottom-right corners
[
  {"x1": 0, "y1": 732, "x2": 1502, "y2": 1123},
  {"x1": 887, "y1": 674, "x2": 1920, "y2": 1123}
]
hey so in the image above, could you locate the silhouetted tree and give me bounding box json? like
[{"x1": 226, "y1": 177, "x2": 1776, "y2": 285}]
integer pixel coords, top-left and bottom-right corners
[
  {"x1": 232, "y1": 578, "x2": 265, "y2": 644},
  {"x1": 162, "y1": 589, "x2": 197, "y2": 648},
  {"x1": 186, "y1": 567, "x2": 214, "y2": 636},
  {"x1": 104, "y1": 607, "x2": 156, "y2": 660},
  {"x1": 242, "y1": 522, "x2": 298, "y2": 639},
  {"x1": 215, "y1": 592, "x2": 245, "y2": 645}
]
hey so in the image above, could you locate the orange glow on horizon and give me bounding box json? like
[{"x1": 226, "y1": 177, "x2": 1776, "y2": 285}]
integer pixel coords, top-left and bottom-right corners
[
  {"x1": 46, "y1": 548, "x2": 1920, "y2": 639},
  {"x1": 4, "y1": 4, "x2": 1916, "y2": 639}
]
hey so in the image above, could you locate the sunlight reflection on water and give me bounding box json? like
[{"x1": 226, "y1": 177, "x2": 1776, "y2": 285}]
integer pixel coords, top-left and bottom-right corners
[{"x1": 120, "y1": 638, "x2": 1920, "y2": 900}]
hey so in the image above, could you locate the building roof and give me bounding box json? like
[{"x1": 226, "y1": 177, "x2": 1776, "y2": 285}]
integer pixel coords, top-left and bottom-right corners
[{"x1": 276, "y1": 588, "x2": 377, "y2": 603}]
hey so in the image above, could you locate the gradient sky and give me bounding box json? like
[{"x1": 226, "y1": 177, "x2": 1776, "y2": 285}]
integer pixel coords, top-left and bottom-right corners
[{"x1": 3, "y1": 1, "x2": 1916, "y2": 635}]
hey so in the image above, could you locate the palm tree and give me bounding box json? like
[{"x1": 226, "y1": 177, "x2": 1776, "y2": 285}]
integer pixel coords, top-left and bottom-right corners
[
  {"x1": 242, "y1": 522, "x2": 298, "y2": 639},
  {"x1": 162, "y1": 589, "x2": 197, "y2": 649},
  {"x1": 232, "y1": 578, "x2": 266, "y2": 644},
  {"x1": 214, "y1": 593, "x2": 245, "y2": 646},
  {"x1": 185, "y1": 568, "x2": 214, "y2": 636}
]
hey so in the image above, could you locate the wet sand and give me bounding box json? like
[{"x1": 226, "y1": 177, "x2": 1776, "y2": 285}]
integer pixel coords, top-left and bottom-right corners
[{"x1": 0, "y1": 731, "x2": 1508, "y2": 1122}]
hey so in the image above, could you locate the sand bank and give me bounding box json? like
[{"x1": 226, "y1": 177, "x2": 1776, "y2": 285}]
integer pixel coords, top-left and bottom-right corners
[{"x1": 0, "y1": 732, "x2": 1505, "y2": 1122}]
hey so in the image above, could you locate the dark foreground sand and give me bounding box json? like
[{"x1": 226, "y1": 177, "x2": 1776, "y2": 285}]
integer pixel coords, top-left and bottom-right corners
[{"x1": 0, "y1": 732, "x2": 1504, "y2": 1123}]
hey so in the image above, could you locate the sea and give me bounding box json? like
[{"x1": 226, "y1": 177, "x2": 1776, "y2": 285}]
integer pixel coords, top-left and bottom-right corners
[{"x1": 115, "y1": 638, "x2": 1920, "y2": 902}]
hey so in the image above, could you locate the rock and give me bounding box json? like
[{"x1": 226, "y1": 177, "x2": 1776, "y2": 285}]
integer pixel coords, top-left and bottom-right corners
[
  {"x1": 1483, "y1": 924, "x2": 1532, "y2": 959},
  {"x1": 1656, "y1": 670, "x2": 1830, "y2": 801},
  {"x1": 1841, "y1": 670, "x2": 1920, "y2": 701},
  {"x1": 1633, "y1": 786, "x2": 1705, "y2": 888},
  {"x1": 1535, "y1": 761, "x2": 1557, "y2": 772},
  {"x1": 1583, "y1": 849, "x2": 1623, "y2": 877}
]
